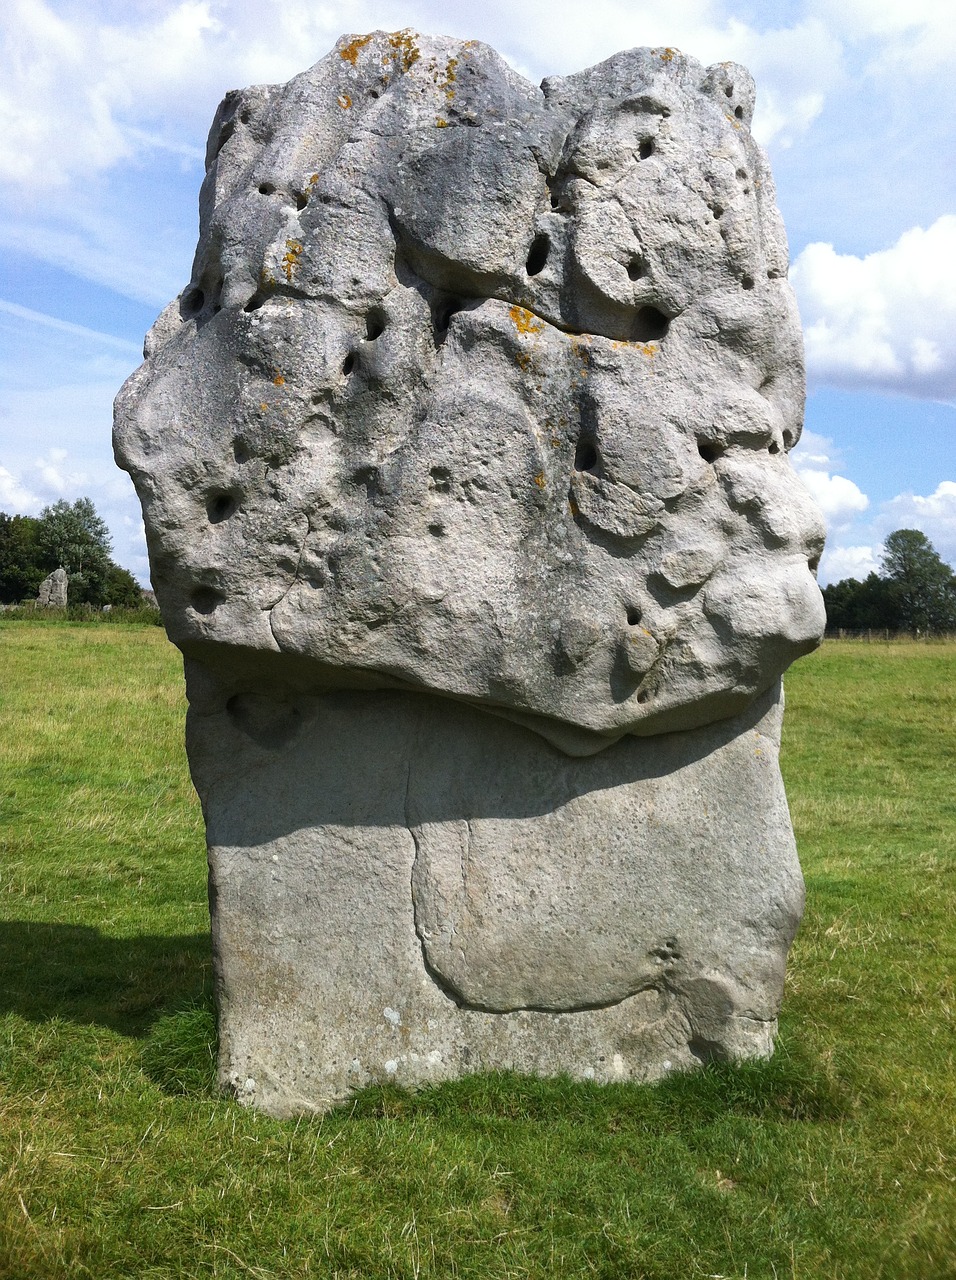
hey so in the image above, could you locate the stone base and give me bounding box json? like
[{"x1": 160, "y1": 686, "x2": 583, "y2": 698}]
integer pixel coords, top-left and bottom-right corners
[{"x1": 186, "y1": 675, "x2": 802, "y2": 1116}]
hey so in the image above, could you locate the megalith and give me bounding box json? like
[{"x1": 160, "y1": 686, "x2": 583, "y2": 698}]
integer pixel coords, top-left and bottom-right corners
[
  {"x1": 114, "y1": 31, "x2": 826, "y2": 1116},
  {"x1": 37, "y1": 567, "x2": 68, "y2": 608}
]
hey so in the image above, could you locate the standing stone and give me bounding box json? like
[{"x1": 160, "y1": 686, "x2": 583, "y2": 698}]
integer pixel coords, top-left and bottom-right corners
[
  {"x1": 37, "y1": 567, "x2": 68, "y2": 608},
  {"x1": 114, "y1": 31, "x2": 826, "y2": 1115}
]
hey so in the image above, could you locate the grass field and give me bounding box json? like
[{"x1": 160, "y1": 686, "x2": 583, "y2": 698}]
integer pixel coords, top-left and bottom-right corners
[{"x1": 0, "y1": 623, "x2": 953, "y2": 1279}]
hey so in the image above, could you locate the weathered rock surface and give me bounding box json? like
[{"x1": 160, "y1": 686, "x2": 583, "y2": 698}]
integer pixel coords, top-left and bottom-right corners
[
  {"x1": 37, "y1": 567, "x2": 68, "y2": 607},
  {"x1": 114, "y1": 31, "x2": 825, "y2": 1113},
  {"x1": 190, "y1": 676, "x2": 802, "y2": 1114}
]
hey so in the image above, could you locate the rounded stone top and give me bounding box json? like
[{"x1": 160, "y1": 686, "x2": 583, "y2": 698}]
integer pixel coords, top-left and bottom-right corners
[{"x1": 114, "y1": 30, "x2": 825, "y2": 754}]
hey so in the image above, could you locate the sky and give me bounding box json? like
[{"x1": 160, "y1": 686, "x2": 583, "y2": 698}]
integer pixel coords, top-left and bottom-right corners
[{"x1": 0, "y1": 0, "x2": 953, "y2": 586}]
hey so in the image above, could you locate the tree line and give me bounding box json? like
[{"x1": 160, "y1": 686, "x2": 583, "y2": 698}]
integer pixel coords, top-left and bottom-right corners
[
  {"x1": 0, "y1": 499, "x2": 143, "y2": 608},
  {"x1": 822, "y1": 529, "x2": 956, "y2": 634}
]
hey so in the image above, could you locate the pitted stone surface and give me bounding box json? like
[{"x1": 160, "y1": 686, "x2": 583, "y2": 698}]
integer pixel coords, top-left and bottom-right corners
[
  {"x1": 114, "y1": 33, "x2": 825, "y2": 1113},
  {"x1": 114, "y1": 31, "x2": 825, "y2": 751}
]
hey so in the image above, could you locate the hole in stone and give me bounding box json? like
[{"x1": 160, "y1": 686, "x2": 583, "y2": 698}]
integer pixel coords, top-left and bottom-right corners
[
  {"x1": 433, "y1": 299, "x2": 463, "y2": 339},
  {"x1": 258, "y1": 182, "x2": 276, "y2": 195},
  {"x1": 698, "y1": 440, "x2": 723, "y2": 463},
  {"x1": 782, "y1": 428, "x2": 796, "y2": 449},
  {"x1": 725, "y1": 85, "x2": 734, "y2": 98},
  {"x1": 768, "y1": 441, "x2": 780, "y2": 455},
  {"x1": 574, "y1": 439, "x2": 599, "y2": 473},
  {"x1": 239, "y1": 108, "x2": 251, "y2": 124},
  {"x1": 232, "y1": 439, "x2": 250, "y2": 465},
  {"x1": 181, "y1": 287, "x2": 204, "y2": 316},
  {"x1": 742, "y1": 275, "x2": 755, "y2": 290},
  {"x1": 736, "y1": 169, "x2": 748, "y2": 180},
  {"x1": 191, "y1": 587, "x2": 223, "y2": 615},
  {"x1": 639, "y1": 139, "x2": 654, "y2": 160},
  {"x1": 213, "y1": 304, "x2": 222, "y2": 314},
  {"x1": 369, "y1": 87, "x2": 381, "y2": 99},
  {"x1": 365, "y1": 312, "x2": 386, "y2": 340},
  {"x1": 429, "y1": 466, "x2": 451, "y2": 493},
  {"x1": 637, "y1": 688, "x2": 652, "y2": 704},
  {"x1": 735, "y1": 105, "x2": 744, "y2": 119},
  {"x1": 632, "y1": 306, "x2": 669, "y2": 342},
  {"x1": 626, "y1": 606, "x2": 642, "y2": 625},
  {"x1": 526, "y1": 233, "x2": 550, "y2": 276},
  {"x1": 206, "y1": 490, "x2": 238, "y2": 523},
  {"x1": 243, "y1": 293, "x2": 265, "y2": 313},
  {"x1": 711, "y1": 203, "x2": 724, "y2": 220},
  {"x1": 428, "y1": 523, "x2": 445, "y2": 537},
  {"x1": 342, "y1": 352, "x2": 356, "y2": 375},
  {"x1": 295, "y1": 192, "x2": 308, "y2": 210},
  {"x1": 627, "y1": 257, "x2": 645, "y2": 281}
]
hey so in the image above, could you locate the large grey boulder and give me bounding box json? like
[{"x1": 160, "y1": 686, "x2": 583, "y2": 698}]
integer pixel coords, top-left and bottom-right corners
[
  {"x1": 37, "y1": 567, "x2": 68, "y2": 608},
  {"x1": 115, "y1": 31, "x2": 825, "y2": 1114}
]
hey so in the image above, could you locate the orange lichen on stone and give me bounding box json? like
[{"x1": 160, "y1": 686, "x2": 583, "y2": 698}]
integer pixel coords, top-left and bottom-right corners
[
  {"x1": 387, "y1": 30, "x2": 421, "y2": 72},
  {"x1": 281, "y1": 240, "x2": 303, "y2": 283},
  {"x1": 533, "y1": 472, "x2": 547, "y2": 488},
  {"x1": 436, "y1": 118, "x2": 448, "y2": 128},
  {"x1": 272, "y1": 373, "x2": 285, "y2": 387},
  {"x1": 339, "y1": 34, "x2": 373, "y2": 65},
  {"x1": 509, "y1": 305, "x2": 544, "y2": 336},
  {"x1": 308, "y1": 173, "x2": 320, "y2": 187},
  {"x1": 337, "y1": 94, "x2": 352, "y2": 110}
]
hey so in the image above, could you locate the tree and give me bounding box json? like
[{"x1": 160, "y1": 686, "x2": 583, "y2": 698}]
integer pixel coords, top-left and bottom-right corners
[
  {"x1": 0, "y1": 498, "x2": 145, "y2": 608},
  {"x1": 880, "y1": 529, "x2": 956, "y2": 634},
  {"x1": 822, "y1": 572, "x2": 896, "y2": 631},
  {"x1": 0, "y1": 513, "x2": 44, "y2": 603},
  {"x1": 36, "y1": 498, "x2": 113, "y2": 578}
]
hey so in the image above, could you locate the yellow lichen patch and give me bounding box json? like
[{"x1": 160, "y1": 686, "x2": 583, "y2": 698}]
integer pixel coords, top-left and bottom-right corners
[
  {"x1": 612, "y1": 340, "x2": 657, "y2": 358},
  {"x1": 515, "y1": 351, "x2": 534, "y2": 372},
  {"x1": 436, "y1": 118, "x2": 448, "y2": 128},
  {"x1": 509, "y1": 305, "x2": 544, "y2": 336},
  {"x1": 272, "y1": 373, "x2": 285, "y2": 387},
  {"x1": 339, "y1": 34, "x2": 373, "y2": 65},
  {"x1": 657, "y1": 47, "x2": 679, "y2": 62},
  {"x1": 281, "y1": 240, "x2": 303, "y2": 283},
  {"x1": 259, "y1": 402, "x2": 268, "y2": 413},
  {"x1": 387, "y1": 30, "x2": 420, "y2": 72},
  {"x1": 308, "y1": 173, "x2": 320, "y2": 187},
  {"x1": 533, "y1": 472, "x2": 547, "y2": 489},
  {"x1": 337, "y1": 94, "x2": 352, "y2": 110}
]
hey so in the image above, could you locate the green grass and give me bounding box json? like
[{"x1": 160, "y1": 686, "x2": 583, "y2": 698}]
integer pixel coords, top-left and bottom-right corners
[{"x1": 0, "y1": 623, "x2": 953, "y2": 1279}]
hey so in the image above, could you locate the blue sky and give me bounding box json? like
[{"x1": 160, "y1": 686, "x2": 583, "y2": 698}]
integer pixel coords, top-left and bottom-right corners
[{"x1": 1, "y1": 0, "x2": 953, "y2": 585}]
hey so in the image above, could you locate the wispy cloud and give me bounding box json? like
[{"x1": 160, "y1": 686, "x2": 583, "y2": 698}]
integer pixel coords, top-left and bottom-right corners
[{"x1": 0, "y1": 300, "x2": 141, "y2": 354}]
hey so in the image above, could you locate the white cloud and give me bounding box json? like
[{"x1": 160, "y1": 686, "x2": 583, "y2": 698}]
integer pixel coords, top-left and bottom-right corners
[
  {"x1": 819, "y1": 543, "x2": 880, "y2": 582},
  {"x1": 0, "y1": 464, "x2": 41, "y2": 513},
  {"x1": 790, "y1": 429, "x2": 870, "y2": 527},
  {"x1": 791, "y1": 216, "x2": 956, "y2": 400},
  {"x1": 812, "y1": 0, "x2": 956, "y2": 71}
]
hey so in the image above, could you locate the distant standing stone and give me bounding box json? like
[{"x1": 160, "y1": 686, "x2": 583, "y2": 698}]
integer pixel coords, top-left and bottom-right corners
[
  {"x1": 37, "y1": 567, "x2": 68, "y2": 608},
  {"x1": 115, "y1": 31, "x2": 826, "y2": 1115}
]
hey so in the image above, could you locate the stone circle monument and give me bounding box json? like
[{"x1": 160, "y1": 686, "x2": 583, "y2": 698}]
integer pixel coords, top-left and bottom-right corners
[{"x1": 114, "y1": 31, "x2": 826, "y2": 1115}]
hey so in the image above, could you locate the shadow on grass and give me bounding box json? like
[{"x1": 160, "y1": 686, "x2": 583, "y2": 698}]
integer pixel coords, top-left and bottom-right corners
[{"x1": 0, "y1": 919, "x2": 212, "y2": 1036}]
